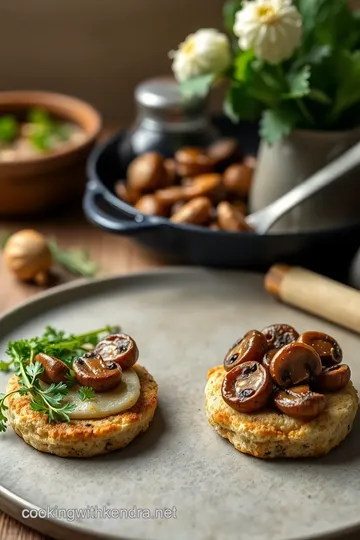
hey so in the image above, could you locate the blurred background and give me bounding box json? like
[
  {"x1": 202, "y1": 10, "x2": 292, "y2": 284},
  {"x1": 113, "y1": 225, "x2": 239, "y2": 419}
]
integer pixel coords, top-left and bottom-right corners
[{"x1": 0, "y1": 0, "x2": 225, "y2": 124}]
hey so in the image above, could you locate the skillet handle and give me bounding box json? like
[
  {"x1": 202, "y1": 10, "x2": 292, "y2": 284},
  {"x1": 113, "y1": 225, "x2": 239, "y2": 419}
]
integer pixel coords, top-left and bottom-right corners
[{"x1": 83, "y1": 182, "x2": 160, "y2": 235}]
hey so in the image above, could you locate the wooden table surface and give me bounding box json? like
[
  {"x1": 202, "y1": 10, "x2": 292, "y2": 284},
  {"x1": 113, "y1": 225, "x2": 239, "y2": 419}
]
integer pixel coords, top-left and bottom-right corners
[{"x1": 0, "y1": 210, "x2": 164, "y2": 540}]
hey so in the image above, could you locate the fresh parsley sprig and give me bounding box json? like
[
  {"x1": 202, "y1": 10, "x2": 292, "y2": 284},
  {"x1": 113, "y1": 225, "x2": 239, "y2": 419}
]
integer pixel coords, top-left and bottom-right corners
[
  {"x1": 0, "y1": 325, "x2": 119, "y2": 432},
  {"x1": 49, "y1": 239, "x2": 99, "y2": 278},
  {"x1": 0, "y1": 361, "x2": 76, "y2": 432},
  {"x1": 78, "y1": 386, "x2": 96, "y2": 401},
  {"x1": 2, "y1": 325, "x2": 118, "y2": 372}
]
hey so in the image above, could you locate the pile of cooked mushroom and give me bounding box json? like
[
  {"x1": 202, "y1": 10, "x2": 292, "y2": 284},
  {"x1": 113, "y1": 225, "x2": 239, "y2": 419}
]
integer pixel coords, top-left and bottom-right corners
[
  {"x1": 222, "y1": 324, "x2": 351, "y2": 420},
  {"x1": 114, "y1": 138, "x2": 256, "y2": 231},
  {"x1": 36, "y1": 333, "x2": 138, "y2": 392}
]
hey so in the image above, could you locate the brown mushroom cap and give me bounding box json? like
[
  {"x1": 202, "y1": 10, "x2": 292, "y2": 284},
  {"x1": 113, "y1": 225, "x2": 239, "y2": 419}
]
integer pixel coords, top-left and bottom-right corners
[
  {"x1": 217, "y1": 201, "x2": 253, "y2": 232},
  {"x1": 93, "y1": 333, "x2": 139, "y2": 370},
  {"x1": 274, "y1": 385, "x2": 326, "y2": 420},
  {"x1": 313, "y1": 364, "x2": 351, "y2": 393},
  {"x1": 269, "y1": 342, "x2": 322, "y2": 387},
  {"x1": 175, "y1": 147, "x2": 214, "y2": 177},
  {"x1": 170, "y1": 196, "x2": 212, "y2": 225},
  {"x1": 222, "y1": 361, "x2": 272, "y2": 413},
  {"x1": 170, "y1": 200, "x2": 185, "y2": 216},
  {"x1": 262, "y1": 349, "x2": 277, "y2": 371},
  {"x1": 262, "y1": 323, "x2": 299, "y2": 349},
  {"x1": 127, "y1": 152, "x2": 166, "y2": 193},
  {"x1": 114, "y1": 181, "x2": 140, "y2": 205},
  {"x1": 4, "y1": 230, "x2": 53, "y2": 283},
  {"x1": 155, "y1": 186, "x2": 186, "y2": 206},
  {"x1": 73, "y1": 352, "x2": 122, "y2": 392},
  {"x1": 135, "y1": 194, "x2": 167, "y2": 216},
  {"x1": 35, "y1": 353, "x2": 70, "y2": 384},
  {"x1": 183, "y1": 173, "x2": 221, "y2": 199},
  {"x1": 223, "y1": 330, "x2": 268, "y2": 371},
  {"x1": 207, "y1": 138, "x2": 242, "y2": 169},
  {"x1": 222, "y1": 163, "x2": 253, "y2": 197},
  {"x1": 162, "y1": 158, "x2": 177, "y2": 186},
  {"x1": 231, "y1": 199, "x2": 247, "y2": 215},
  {"x1": 298, "y1": 331, "x2": 342, "y2": 366}
]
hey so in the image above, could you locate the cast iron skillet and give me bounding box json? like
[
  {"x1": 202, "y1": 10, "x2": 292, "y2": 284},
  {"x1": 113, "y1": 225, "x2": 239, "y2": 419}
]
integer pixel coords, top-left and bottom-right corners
[{"x1": 83, "y1": 127, "x2": 360, "y2": 276}]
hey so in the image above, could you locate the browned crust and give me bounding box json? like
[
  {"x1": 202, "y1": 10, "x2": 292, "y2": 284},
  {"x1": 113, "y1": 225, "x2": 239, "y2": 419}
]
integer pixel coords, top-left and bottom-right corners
[
  {"x1": 6, "y1": 364, "x2": 158, "y2": 457},
  {"x1": 206, "y1": 365, "x2": 359, "y2": 458}
]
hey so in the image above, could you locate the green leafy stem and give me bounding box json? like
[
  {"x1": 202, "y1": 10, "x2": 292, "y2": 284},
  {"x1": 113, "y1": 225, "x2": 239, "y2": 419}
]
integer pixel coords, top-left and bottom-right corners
[{"x1": 0, "y1": 325, "x2": 119, "y2": 432}]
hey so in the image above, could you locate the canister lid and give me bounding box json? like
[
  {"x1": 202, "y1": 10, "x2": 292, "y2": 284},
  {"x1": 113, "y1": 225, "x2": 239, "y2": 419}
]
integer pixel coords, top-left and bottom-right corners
[{"x1": 134, "y1": 76, "x2": 206, "y2": 122}]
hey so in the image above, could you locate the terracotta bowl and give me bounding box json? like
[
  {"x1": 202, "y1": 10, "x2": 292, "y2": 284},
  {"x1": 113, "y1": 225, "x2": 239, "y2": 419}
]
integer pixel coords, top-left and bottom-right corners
[{"x1": 0, "y1": 91, "x2": 102, "y2": 217}]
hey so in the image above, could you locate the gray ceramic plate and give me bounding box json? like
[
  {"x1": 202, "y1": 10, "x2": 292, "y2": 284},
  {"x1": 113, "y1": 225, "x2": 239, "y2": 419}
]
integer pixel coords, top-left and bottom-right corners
[{"x1": 1, "y1": 268, "x2": 360, "y2": 540}]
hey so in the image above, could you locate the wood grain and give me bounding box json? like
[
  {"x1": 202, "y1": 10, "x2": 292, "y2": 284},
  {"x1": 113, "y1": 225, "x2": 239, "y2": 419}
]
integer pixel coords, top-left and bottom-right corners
[{"x1": 0, "y1": 211, "x2": 164, "y2": 539}]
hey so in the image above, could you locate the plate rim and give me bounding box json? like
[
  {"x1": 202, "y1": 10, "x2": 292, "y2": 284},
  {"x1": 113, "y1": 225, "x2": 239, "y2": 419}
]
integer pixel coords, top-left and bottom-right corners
[{"x1": 0, "y1": 266, "x2": 359, "y2": 540}]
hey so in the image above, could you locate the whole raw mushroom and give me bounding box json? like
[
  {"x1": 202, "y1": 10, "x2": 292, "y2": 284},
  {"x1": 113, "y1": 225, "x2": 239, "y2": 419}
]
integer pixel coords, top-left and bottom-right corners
[{"x1": 3, "y1": 229, "x2": 53, "y2": 285}]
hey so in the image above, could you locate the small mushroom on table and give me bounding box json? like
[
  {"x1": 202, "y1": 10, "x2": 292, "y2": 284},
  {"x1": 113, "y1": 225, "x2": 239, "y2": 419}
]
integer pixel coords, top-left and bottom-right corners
[{"x1": 4, "y1": 229, "x2": 53, "y2": 285}]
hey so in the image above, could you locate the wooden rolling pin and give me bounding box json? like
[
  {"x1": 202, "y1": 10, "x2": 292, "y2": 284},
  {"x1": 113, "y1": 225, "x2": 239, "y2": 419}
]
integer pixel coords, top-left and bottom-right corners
[{"x1": 265, "y1": 265, "x2": 360, "y2": 333}]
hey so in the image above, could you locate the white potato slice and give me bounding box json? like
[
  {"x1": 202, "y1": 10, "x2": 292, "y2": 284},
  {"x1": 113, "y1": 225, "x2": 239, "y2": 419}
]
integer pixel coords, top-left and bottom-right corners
[{"x1": 64, "y1": 369, "x2": 140, "y2": 419}]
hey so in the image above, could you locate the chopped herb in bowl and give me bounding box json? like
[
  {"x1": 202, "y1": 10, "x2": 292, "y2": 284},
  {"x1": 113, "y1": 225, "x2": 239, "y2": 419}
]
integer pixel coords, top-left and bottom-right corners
[{"x1": 0, "y1": 107, "x2": 86, "y2": 161}]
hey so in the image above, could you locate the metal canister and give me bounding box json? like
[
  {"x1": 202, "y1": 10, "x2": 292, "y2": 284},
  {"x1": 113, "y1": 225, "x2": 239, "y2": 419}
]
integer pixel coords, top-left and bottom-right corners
[{"x1": 119, "y1": 76, "x2": 219, "y2": 161}]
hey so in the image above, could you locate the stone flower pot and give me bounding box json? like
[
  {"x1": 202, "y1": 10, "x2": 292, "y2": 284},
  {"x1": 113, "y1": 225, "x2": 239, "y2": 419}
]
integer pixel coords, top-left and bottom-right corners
[{"x1": 249, "y1": 127, "x2": 360, "y2": 232}]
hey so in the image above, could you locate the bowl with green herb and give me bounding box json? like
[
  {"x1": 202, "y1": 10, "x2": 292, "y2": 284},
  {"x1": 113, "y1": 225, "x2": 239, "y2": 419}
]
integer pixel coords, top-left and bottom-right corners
[{"x1": 0, "y1": 91, "x2": 101, "y2": 217}]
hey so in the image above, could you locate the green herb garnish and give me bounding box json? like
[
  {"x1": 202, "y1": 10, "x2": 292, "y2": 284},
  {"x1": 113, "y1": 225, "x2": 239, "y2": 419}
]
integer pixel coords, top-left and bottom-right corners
[
  {"x1": 27, "y1": 108, "x2": 52, "y2": 126},
  {"x1": 0, "y1": 116, "x2": 18, "y2": 143},
  {"x1": 49, "y1": 239, "x2": 99, "y2": 278},
  {"x1": 0, "y1": 325, "x2": 119, "y2": 432},
  {"x1": 28, "y1": 124, "x2": 53, "y2": 151},
  {"x1": 0, "y1": 360, "x2": 13, "y2": 372},
  {"x1": 78, "y1": 386, "x2": 96, "y2": 401},
  {"x1": 26, "y1": 107, "x2": 71, "y2": 151},
  {"x1": 64, "y1": 368, "x2": 77, "y2": 388}
]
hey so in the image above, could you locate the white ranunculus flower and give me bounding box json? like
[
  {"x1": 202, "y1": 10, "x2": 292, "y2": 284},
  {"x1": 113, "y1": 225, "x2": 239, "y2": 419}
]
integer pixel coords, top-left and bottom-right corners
[
  {"x1": 170, "y1": 29, "x2": 231, "y2": 83},
  {"x1": 234, "y1": 0, "x2": 302, "y2": 65}
]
